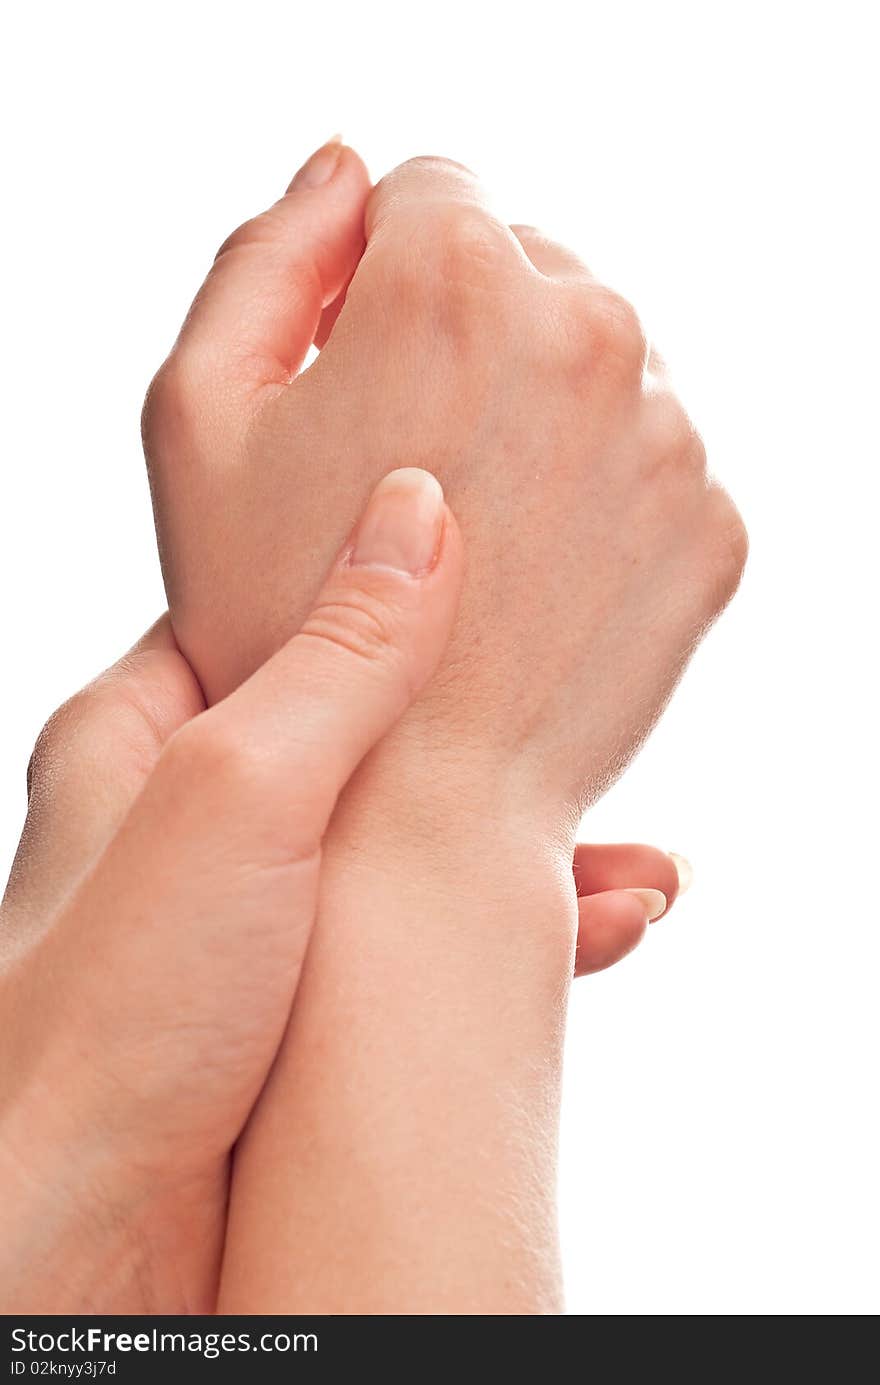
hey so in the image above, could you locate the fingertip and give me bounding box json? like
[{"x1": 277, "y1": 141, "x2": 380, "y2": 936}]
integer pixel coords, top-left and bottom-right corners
[
  {"x1": 644, "y1": 852, "x2": 682, "y2": 918},
  {"x1": 285, "y1": 138, "x2": 371, "y2": 198},
  {"x1": 668, "y1": 851, "x2": 694, "y2": 897},
  {"x1": 573, "y1": 841, "x2": 681, "y2": 914},
  {"x1": 337, "y1": 470, "x2": 463, "y2": 693},
  {"x1": 349, "y1": 469, "x2": 446, "y2": 578},
  {"x1": 112, "y1": 621, "x2": 206, "y2": 734},
  {"x1": 574, "y1": 891, "x2": 649, "y2": 977},
  {"x1": 338, "y1": 142, "x2": 372, "y2": 191},
  {"x1": 622, "y1": 887, "x2": 667, "y2": 922}
]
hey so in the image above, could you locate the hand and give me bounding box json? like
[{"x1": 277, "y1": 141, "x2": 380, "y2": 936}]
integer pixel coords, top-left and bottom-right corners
[
  {"x1": 0, "y1": 585, "x2": 686, "y2": 1313},
  {"x1": 144, "y1": 143, "x2": 747, "y2": 838},
  {"x1": 143, "y1": 144, "x2": 743, "y2": 1311},
  {"x1": 0, "y1": 469, "x2": 463, "y2": 1312}
]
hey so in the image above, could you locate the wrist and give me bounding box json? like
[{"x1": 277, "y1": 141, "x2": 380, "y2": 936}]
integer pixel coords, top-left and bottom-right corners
[
  {"x1": 332, "y1": 725, "x2": 578, "y2": 893},
  {"x1": 329, "y1": 782, "x2": 576, "y2": 978},
  {"x1": 224, "y1": 754, "x2": 576, "y2": 1314}
]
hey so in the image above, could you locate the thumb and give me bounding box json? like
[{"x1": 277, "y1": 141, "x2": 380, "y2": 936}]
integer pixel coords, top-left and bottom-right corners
[
  {"x1": 30, "y1": 469, "x2": 462, "y2": 1173},
  {"x1": 199, "y1": 464, "x2": 463, "y2": 853}
]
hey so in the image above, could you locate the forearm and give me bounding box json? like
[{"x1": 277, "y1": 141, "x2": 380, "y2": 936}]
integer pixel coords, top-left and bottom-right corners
[{"x1": 219, "y1": 770, "x2": 576, "y2": 1314}]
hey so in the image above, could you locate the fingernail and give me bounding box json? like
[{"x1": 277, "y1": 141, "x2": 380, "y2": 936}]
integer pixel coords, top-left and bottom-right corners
[
  {"x1": 668, "y1": 852, "x2": 694, "y2": 896},
  {"x1": 351, "y1": 469, "x2": 445, "y2": 576},
  {"x1": 624, "y1": 888, "x2": 667, "y2": 922},
  {"x1": 289, "y1": 135, "x2": 343, "y2": 191}
]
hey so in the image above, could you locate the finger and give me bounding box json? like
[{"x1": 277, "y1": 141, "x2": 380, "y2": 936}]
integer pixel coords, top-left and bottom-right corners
[
  {"x1": 205, "y1": 467, "x2": 463, "y2": 847},
  {"x1": 2, "y1": 617, "x2": 203, "y2": 939},
  {"x1": 41, "y1": 470, "x2": 463, "y2": 1162},
  {"x1": 574, "y1": 889, "x2": 665, "y2": 976},
  {"x1": 510, "y1": 224, "x2": 595, "y2": 282},
  {"x1": 164, "y1": 138, "x2": 370, "y2": 401},
  {"x1": 572, "y1": 841, "x2": 689, "y2": 917}
]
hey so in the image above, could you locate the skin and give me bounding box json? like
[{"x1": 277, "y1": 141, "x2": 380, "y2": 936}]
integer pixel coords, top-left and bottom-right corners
[
  {"x1": 0, "y1": 477, "x2": 680, "y2": 1313},
  {"x1": 0, "y1": 140, "x2": 743, "y2": 1315},
  {"x1": 0, "y1": 469, "x2": 468, "y2": 1311},
  {"x1": 138, "y1": 143, "x2": 746, "y2": 1312}
]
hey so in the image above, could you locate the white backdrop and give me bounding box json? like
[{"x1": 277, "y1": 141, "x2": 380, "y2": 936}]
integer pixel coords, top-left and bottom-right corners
[{"x1": 2, "y1": 1, "x2": 877, "y2": 1315}]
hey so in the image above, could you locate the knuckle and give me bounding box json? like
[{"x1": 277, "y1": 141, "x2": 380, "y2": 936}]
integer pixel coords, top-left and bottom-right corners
[
  {"x1": 141, "y1": 351, "x2": 201, "y2": 460},
  {"x1": 401, "y1": 154, "x2": 477, "y2": 179},
  {"x1": 656, "y1": 400, "x2": 708, "y2": 475},
  {"x1": 212, "y1": 208, "x2": 321, "y2": 304},
  {"x1": 436, "y1": 206, "x2": 511, "y2": 279},
  {"x1": 26, "y1": 687, "x2": 103, "y2": 799},
  {"x1": 371, "y1": 156, "x2": 476, "y2": 214},
  {"x1": 713, "y1": 496, "x2": 750, "y2": 592},
  {"x1": 581, "y1": 286, "x2": 649, "y2": 376},
  {"x1": 696, "y1": 488, "x2": 749, "y2": 609},
  {"x1": 375, "y1": 206, "x2": 517, "y2": 347},
  {"x1": 28, "y1": 663, "x2": 192, "y2": 804},
  {"x1": 213, "y1": 207, "x2": 286, "y2": 262},
  {"x1": 156, "y1": 714, "x2": 322, "y2": 864},
  {"x1": 398, "y1": 205, "x2": 512, "y2": 295},
  {"x1": 299, "y1": 592, "x2": 401, "y2": 670},
  {"x1": 159, "y1": 714, "x2": 257, "y2": 802},
  {"x1": 680, "y1": 427, "x2": 709, "y2": 477},
  {"x1": 27, "y1": 708, "x2": 67, "y2": 798}
]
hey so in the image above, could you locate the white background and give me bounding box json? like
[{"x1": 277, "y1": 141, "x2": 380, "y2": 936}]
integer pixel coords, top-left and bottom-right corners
[{"x1": 2, "y1": 1, "x2": 877, "y2": 1315}]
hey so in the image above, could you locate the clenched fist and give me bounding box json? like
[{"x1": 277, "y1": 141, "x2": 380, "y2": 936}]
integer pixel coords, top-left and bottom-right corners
[{"x1": 145, "y1": 147, "x2": 746, "y2": 833}]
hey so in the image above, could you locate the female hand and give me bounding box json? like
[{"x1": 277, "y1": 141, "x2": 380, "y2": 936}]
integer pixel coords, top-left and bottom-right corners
[
  {"x1": 141, "y1": 142, "x2": 739, "y2": 1312},
  {"x1": 0, "y1": 478, "x2": 687, "y2": 1313},
  {"x1": 144, "y1": 143, "x2": 747, "y2": 832},
  {"x1": 0, "y1": 468, "x2": 463, "y2": 1312}
]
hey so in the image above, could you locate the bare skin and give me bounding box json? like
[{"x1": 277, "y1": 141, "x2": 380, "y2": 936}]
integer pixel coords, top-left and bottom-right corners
[
  {"x1": 0, "y1": 471, "x2": 681, "y2": 1313},
  {"x1": 0, "y1": 471, "x2": 467, "y2": 1311},
  {"x1": 139, "y1": 144, "x2": 745, "y2": 1311},
  {"x1": 0, "y1": 140, "x2": 742, "y2": 1315}
]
